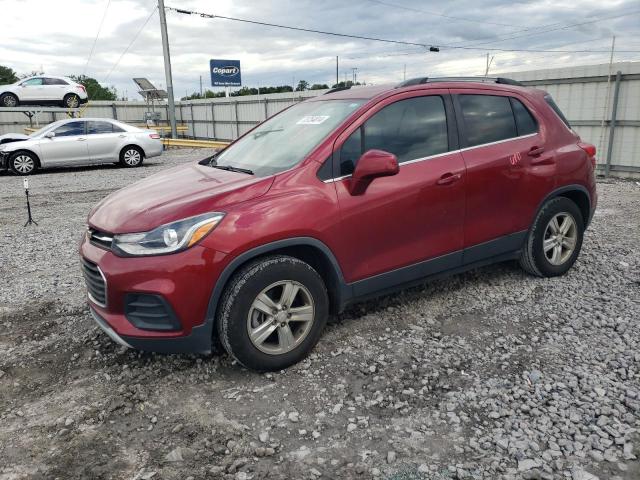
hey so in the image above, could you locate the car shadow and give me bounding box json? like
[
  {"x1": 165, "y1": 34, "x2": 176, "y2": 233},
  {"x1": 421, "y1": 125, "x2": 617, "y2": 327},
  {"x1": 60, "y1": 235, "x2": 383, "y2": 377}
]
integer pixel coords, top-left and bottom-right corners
[{"x1": 0, "y1": 160, "x2": 165, "y2": 176}]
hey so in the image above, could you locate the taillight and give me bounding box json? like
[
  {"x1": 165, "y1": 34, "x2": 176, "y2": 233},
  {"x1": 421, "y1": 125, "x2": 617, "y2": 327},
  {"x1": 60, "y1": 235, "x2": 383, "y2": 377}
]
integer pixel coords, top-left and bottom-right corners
[
  {"x1": 578, "y1": 142, "x2": 596, "y2": 167},
  {"x1": 78, "y1": 85, "x2": 86, "y2": 93},
  {"x1": 149, "y1": 133, "x2": 160, "y2": 139}
]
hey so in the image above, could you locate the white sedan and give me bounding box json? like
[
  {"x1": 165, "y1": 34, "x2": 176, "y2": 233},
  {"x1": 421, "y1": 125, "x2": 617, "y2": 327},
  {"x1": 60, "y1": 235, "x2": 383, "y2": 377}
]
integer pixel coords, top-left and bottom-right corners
[
  {"x1": 0, "y1": 118, "x2": 163, "y2": 175},
  {"x1": 0, "y1": 75, "x2": 88, "y2": 108}
]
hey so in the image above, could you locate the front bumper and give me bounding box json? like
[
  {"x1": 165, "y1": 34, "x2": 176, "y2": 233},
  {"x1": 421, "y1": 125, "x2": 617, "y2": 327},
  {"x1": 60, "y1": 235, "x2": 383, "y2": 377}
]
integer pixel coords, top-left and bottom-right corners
[{"x1": 80, "y1": 235, "x2": 228, "y2": 354}]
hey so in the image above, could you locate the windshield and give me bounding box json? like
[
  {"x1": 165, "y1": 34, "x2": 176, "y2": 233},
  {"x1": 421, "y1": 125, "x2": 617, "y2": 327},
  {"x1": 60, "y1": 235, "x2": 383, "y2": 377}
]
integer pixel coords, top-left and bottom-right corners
[
  {"x1": 213, "y1": 99, "x2": 364, "y2": 177},
  {"x1": 29, "y1": 121, "x2": 64, "y2": 137}
]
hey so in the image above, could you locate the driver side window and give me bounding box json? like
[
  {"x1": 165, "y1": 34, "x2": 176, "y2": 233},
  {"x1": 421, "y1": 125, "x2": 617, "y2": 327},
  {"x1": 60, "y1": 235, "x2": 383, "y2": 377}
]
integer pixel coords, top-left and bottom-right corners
[
  {"x1": 54, "y1": 122, "x2": 85, "y2": 137},
  {"x1": 338, "y1": 95, "x2": 448, "y2": 176}
]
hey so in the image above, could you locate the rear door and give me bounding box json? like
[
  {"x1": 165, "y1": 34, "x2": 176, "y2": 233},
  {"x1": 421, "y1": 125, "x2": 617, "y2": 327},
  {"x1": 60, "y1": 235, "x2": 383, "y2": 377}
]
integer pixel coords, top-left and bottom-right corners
[
  {"x1": 332, "y1": 90, "x2": 466, "y2": 284},
  {"x1": 43, "y1": 77, "x2": 69, "y2": 101},
  {"x1": 38, "y1": 121, "x2": 90, "y2": 165},
  {"x1": 86, "y1": 121, "x2": 125, "y2": 162},
  {"x1": 452, "y1": 90, "x2": 553, "y2": 258}
]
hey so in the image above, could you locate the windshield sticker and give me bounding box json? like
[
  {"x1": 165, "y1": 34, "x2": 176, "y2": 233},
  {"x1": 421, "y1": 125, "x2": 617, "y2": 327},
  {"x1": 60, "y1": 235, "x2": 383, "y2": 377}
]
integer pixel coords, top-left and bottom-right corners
[{"x1": 297, "y1": 115, "x2": 330, "y2": 125}]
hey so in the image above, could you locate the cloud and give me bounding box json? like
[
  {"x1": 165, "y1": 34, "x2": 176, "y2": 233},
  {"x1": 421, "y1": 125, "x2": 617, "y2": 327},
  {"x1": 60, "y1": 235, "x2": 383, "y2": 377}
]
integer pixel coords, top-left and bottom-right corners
[{"x1": 1, "y1": 0, "x2": 638, "y2": 98}]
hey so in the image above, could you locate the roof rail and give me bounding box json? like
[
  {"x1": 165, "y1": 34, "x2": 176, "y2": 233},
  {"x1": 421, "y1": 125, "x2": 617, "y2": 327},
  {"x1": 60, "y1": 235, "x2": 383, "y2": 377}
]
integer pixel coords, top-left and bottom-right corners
[
  {"x1": 324, "y1": 85, "x2": 352, "y2": 95},
  {"x1": 396, "y1": 76, "x2": 524, "y2": 88}
]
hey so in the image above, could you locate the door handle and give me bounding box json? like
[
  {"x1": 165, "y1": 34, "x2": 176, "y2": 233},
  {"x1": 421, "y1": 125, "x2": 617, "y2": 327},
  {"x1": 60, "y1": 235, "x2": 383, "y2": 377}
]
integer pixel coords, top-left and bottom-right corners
[
  {"x1": 77, "y1": 137, "x2": 86, "y2": 141},
  {"x1": 118, "y1": 134, "x2": 126, "y2": 138},
  {"x1": 527, "y1": 146, "x2": 545, "y2": 157},
  {"x1": 436, "y1": 172, "x2": 461, "y2": 185}
]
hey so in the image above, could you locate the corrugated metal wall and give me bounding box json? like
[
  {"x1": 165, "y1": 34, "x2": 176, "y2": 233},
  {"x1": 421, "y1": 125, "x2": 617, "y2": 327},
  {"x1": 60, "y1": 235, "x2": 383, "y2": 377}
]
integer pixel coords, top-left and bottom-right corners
[{"x1": 1, "y1": 62, "x2": 638, "y2": 174}]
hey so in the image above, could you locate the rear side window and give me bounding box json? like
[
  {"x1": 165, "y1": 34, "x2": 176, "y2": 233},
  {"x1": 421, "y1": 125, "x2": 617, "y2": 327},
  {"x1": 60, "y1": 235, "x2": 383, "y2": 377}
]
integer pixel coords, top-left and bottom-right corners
[
  {"x1": 544, "y1": 95, "x2": 571, "y2": 128},
  {"x1": 339, "y1": 95, "x2": 448, "y2": 175},
  {"x1": 44, "y1": 78, "x2": 68, "y2": 85},
  {"x1": 87, "y1": 121, "x2": 114, "y2": 134},
  {"x1": 54, "y1": 121, "x2": 85, "y2": 137},
  {"x1": 459, "y1": 95, "x2": 516, "y2": 147},
  {"x1": 510, "y1": 98, "x2": 538, "y2": 135}
]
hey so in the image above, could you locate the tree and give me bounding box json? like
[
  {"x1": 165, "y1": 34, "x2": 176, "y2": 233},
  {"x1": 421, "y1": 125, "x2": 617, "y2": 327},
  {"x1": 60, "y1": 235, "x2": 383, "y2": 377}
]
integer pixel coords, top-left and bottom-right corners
[
  {"x1": 0, "y1": 65, "x2": 18, "y2": 85},
  {"x1": 69, "y1": 75, "x2": 117, "y2": 101},
  {"x1": 310, "y1": 83, "x2": 329, "y2": 90},
  {"x1": 295, "y1": 80, "x2": 309, "y2": 91}
]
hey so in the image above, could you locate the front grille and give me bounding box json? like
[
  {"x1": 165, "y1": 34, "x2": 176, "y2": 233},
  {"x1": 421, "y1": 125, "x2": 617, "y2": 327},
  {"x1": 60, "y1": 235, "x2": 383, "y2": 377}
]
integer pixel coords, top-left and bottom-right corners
[
  {"x1": 88, "y1": 228, "x2": 113, "y2": 250},
  {"x1": 81, "y1": 258, "x2": 107, "y2": 307},
  {"x1": 125, "y1": 293, "x2": 181, "y2": 331}
]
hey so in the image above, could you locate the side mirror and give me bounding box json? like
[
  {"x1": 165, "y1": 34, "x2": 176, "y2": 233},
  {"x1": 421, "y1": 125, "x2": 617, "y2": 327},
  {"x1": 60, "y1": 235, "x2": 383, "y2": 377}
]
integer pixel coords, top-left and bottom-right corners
[
  {"x1": 44, "y1": 131, "x2": 55, "y2": 139},
  {"x1": 349, "y1": 149, "x2": 399, "y2": 195}
]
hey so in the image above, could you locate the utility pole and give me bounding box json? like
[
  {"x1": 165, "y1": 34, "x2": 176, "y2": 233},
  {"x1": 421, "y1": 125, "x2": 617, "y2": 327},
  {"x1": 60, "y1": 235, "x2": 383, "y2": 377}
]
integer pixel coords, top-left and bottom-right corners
[
  {"x1": 199, "y1": 75, "x2": 203, "y2": 97},
  {"x1": 484, "y1": 53, "x2": 494, "y2": 77},
  {"x1": 351, "y1": 67, "x2": 358, "y2": 84},
  {"x1": 403, "y1": 64, "x2": 406, "y2": 81},
  {"x1": 336, "y1": 56, "x2": 339, "y2": 87},
  {"x1": 158, "y1": 0, "x2": 177, "y2": 138}
]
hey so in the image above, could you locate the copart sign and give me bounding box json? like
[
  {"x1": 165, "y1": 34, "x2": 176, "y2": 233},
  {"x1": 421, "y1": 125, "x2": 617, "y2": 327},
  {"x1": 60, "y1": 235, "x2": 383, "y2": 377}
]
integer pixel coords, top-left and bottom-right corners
[{"x1": 210, "y1": 59, "x2": 242, "y2": 87}]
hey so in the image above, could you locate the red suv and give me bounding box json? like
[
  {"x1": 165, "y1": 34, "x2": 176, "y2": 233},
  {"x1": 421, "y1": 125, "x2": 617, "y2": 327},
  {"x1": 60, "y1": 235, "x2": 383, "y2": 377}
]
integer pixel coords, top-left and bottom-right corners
[{"x1": 80, "y1": 77, "x2": 597, "y2": 371}]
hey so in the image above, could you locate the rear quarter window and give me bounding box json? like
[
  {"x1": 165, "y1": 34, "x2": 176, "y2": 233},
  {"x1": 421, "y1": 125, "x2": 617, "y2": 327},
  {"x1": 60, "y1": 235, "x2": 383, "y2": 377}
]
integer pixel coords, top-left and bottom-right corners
[
  {"x1": 510, "y1": 98, "x2": 538, "y2": 135},
  {"x1": 544, "y1": 95, "x2": 571, "y2": 128}
]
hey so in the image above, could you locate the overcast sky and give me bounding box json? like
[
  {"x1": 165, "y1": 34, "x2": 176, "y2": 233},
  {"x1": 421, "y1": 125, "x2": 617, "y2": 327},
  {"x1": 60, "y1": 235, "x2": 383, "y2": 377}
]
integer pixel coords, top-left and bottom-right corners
[{"x1": 1, "y1": 0, "x2": 639, "y2": 99}]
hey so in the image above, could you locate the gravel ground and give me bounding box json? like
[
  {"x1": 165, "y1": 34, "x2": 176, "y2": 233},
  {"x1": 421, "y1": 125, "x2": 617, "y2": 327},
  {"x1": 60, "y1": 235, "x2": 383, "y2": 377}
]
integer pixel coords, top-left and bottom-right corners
[{"x1": 0, "y1": 151, "x2": 639, "y2": 480}]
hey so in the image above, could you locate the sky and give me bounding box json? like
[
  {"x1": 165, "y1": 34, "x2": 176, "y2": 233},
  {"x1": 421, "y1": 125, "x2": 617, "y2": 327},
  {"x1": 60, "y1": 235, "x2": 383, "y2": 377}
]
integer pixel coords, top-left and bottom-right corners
[{"x1": 1, "y1": 0, "x2": 639, "y2": 99}]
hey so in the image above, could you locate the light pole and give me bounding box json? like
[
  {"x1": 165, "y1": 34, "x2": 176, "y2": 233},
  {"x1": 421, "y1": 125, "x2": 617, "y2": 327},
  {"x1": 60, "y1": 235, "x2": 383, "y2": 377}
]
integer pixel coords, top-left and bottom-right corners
[{"x1": 158, "y1": 0, "x2": 177, "y2": 138}]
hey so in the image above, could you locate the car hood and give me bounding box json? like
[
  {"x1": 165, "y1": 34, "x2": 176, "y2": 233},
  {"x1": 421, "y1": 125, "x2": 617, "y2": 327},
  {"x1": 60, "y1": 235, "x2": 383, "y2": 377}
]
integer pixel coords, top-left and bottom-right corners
[
  {"x1": 0, "y1": 133, "x2": 30, "y2": 144},
  {"x1": 88, "y1": 162, "x2": 275, "y2": 234}
]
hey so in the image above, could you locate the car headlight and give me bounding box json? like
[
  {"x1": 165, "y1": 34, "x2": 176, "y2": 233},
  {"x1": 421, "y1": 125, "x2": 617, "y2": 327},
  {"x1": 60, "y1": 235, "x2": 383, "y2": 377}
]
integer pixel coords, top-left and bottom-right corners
[{"x1": 112, "y1": 212, "x2": 225, "y2": 256}]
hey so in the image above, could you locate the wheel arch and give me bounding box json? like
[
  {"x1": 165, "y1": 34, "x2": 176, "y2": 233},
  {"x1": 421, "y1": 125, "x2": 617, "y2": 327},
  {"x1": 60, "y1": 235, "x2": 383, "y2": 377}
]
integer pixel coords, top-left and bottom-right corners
[
  {"x1": 120, "y1": 143, "x2": 145, "y2": 159},
  {"x1": 534, "y1": 184, "x2": 591, "y2": 229},
  {"x1": 205, "y1": 238, "x2": 350, "y2": 336},
  {"x1": 9, "y1": 148, "x2": 42, "y2": 168}
]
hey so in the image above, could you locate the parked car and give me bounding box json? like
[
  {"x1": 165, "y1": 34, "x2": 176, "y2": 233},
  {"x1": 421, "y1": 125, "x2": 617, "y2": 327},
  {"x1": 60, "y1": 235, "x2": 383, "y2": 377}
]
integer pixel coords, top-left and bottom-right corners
[
  {"x1": 0, "y1": 118, "x2": 162, "y2": 175},
  {"x1": 80, "y1": 77, "x2": 597, "y2": 371},
  {"x1": 0, "y1": 75, "x2": 88, "y2": 108}
]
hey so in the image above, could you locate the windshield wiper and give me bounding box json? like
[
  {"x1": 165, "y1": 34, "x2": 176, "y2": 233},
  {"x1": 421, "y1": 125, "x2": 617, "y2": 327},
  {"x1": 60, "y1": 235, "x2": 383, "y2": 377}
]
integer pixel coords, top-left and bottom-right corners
[
  {"x1": 211, "y1": 164, "x2": 254, "y2": 175},
  {"x1": 252, "y1": 128, "x2": 283, "y2": 139}
]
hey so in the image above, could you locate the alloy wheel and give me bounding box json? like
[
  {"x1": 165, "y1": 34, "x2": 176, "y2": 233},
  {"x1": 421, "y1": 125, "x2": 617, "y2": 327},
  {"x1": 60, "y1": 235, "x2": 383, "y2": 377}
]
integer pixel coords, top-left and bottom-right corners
[
  {"x1": 246, "y1": 280, "x2": 315, "y2": 355},
  {"x1": 66, "y1": 96, "x2": 79, "y2": 108},
  {"x1": 4, "y1": 96, "x2": 17, "y2": 107},
  {"x1": 123, "y1": 149, "x2": 141, "y2": 166},
  {"x1": 543, "y1": 212, "x2": 577, "y2": 265},
  {"x1": 13, "y1": 155, "x2": 35, "y2": 174}
]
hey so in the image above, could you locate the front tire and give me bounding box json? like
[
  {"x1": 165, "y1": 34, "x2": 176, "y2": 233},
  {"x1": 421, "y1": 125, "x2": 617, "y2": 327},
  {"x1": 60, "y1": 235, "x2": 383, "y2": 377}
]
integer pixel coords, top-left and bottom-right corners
[
  {"x1": 63, "y1": 94, "x2": 80, "y2": 108},
  {"x1": 9, "y1": 151, "x2": 38, "y2": 175},
  {"x1": 217, "y1": 255, "x2": 329, "y2": 372},
  {"x1": 119, "y1": 146, "x2": 144, "y2": 167},
  {"x1": 520, "y1": 197, "x2": 584, "y2": 277},
  {"x1": 1, "y1": 93, "x2": 18, "y2": 107}
]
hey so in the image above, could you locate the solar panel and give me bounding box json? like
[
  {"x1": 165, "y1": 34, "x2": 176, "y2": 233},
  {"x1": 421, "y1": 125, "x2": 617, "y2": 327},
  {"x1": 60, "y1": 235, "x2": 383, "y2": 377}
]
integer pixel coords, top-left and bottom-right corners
[{"x1": 133, "y1": 78, "x2": 168, "y2": 100}]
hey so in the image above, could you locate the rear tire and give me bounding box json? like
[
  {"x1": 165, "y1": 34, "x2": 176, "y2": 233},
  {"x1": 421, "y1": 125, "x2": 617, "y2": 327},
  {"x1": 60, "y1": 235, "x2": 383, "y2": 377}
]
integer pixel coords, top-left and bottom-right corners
[
  {"x1": 119, "y1": 146, "x2": 144, "y2": 167},
  {"x1": 519, "y1": 197, "x2": 584, "y2": 277},
  {"x1": 63, "y1": 94, "x2": 80, "y2": 108},
  {"x1": 1, "y1": 93, "x2": 18, "y2": 107},
  {"x1": 217, "y1": 255, "x2": 329, "y2": 372}
]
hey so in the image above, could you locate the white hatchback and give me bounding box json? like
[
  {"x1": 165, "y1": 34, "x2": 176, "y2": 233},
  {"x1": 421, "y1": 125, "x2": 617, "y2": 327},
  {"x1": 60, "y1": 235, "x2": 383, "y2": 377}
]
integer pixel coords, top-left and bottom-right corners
[
  {"x1": 0, "y1": 75, "x2": 89, "y2": 108},
  {"x1": 0, "y1": 118, "x2": 163, "y2": 175}
]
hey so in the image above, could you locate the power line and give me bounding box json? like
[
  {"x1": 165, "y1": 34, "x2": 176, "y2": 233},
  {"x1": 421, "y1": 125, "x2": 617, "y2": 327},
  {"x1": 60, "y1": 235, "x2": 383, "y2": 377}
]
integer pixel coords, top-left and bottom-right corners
[
  {"x1": 167, "y1": 7, "x2": 640, "y2": 54},
  {"x1": 451, "y1": 8, "x2": 640, "y2": 49},
  {"x1": 365, "y1": 0, "x2": 521, "y2": 28},
  {"x1": 104, "y1": 7, "x2": 158, "y2": 82},
  {"x1": 83, "y1": 0, "x2": 112, "y2": 76},
  {"x1": 166, "y1": 7, "x2": 439, "y2": 50}
]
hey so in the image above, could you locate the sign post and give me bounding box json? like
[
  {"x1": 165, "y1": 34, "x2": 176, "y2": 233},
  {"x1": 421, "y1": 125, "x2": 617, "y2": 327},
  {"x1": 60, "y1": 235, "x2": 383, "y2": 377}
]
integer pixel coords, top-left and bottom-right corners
[{"x1": 23, "y1": 178, "x2": 37, "y2": 227}]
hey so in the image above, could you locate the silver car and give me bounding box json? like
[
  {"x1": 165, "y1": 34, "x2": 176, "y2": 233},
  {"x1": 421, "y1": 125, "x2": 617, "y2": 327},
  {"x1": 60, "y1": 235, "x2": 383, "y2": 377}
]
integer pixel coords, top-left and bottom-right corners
[{"x1": 0, "y1": 118, "x2": 163, "y2": 175}]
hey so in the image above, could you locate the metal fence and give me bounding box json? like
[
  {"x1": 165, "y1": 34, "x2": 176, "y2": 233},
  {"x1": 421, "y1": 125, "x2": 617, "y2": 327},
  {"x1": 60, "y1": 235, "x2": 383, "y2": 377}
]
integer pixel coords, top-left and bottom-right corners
[{"x1": 0, "y1": 61, "x2": 638, "y2": 176}]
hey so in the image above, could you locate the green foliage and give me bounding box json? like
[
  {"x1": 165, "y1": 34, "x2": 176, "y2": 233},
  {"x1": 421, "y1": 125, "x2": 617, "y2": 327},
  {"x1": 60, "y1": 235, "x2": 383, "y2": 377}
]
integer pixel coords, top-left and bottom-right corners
[
  {"x1": 181, "y1": 85, "x2": 297, "y2": 100},
  {"x1": 0, "y1": 65, "x2": 19, "y2": 84},
  {"x1": 310, "y1": 83, "x2": 329, "y2": 90},
  {"x1": 69, "y1": 75, "x2": 117, "y2": 101},
  {"x1": 295, "y1": 80, "x2": 309, "y2": 91},
  {"x1": 331, "y1": 81, "x2": 362, "y2": 88}
]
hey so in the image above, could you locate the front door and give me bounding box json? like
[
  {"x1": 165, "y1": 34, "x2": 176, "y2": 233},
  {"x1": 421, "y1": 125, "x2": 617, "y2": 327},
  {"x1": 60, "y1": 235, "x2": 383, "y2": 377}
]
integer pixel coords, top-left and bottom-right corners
[
  {"x1": 332, "y1": 91, "x2": 466, "y2": 284},
  {"x1": 38, "y1": 121, "x2": 90, "y2": 165},
  {"x1": 18, "y1": 78, "x2": 45, "y2": 101}
]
